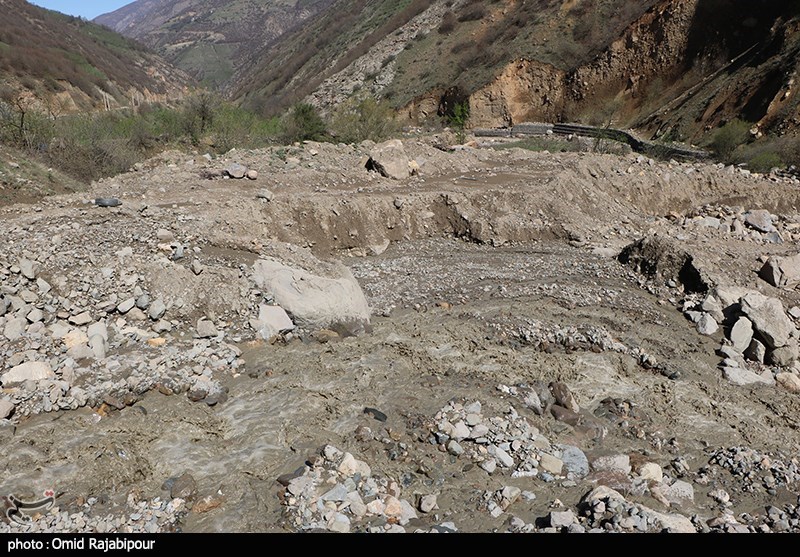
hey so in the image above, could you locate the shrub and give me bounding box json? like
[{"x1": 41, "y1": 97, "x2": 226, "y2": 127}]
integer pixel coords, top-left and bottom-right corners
[
  {"x1": 746, "y1": 151, "x2": 783, "y2": 173},
  {"x1": 438, "y1": 11, "x2": 456, "y2": 34},
  {"x1": 709, "y1": 119, "x2": 751, "y2": 161},
  {"x1": 281, "y1": 103, "x2": 328, "y2": 143},
  {"x1": 330, "y1": 95, "x2": 397, "y2": 144}
]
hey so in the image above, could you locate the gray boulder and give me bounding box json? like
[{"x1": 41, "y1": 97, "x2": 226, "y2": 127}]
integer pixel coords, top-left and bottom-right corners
[
  {"x1": 366, "y1": 139, "x2": 411, "y2": 180},
  {"x1": 759, "y1": 254, "x2": 800, "y2": 288},
  {"x1": 252, "y1": 256, "x2": 371, "y2": 334},
  {"x1": 740, "y1": 292, "x2": 795, "y2": 349}
]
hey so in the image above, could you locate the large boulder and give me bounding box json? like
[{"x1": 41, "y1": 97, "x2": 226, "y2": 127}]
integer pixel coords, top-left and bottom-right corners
[
  {"x1": 759, "y1": 254, "x2": 800, "y2": 288},
  {"x1": 2, "y1": 361, "x2": 55, "y2": 386},
  {"x1": 252, "y1": 255, "x2": 371, "y2": 335},
  {"x1": 366, "y1": 139, "x2": 411, "y2": 180},
  {"x1": 739, "y1": 292, "x2": 795, "y2": 349}
]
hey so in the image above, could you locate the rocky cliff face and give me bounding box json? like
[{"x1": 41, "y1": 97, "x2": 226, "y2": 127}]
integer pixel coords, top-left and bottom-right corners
[{"x1": 457, "y1": 0, "x2": 796, "y2": 140}]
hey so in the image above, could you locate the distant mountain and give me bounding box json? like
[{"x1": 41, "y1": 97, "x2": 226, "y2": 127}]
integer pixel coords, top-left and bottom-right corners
[
  {"x1": 95, "y1": 0, "x2": 336, "y2": 89},
  {"x1": 1, "y1": 0, "x2": 191, "y2": 112},
  {"x1": 96, "y1": 0, "x2": 800, "y2": 144}
]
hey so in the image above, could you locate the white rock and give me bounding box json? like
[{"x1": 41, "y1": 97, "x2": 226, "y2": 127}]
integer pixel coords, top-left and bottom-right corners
[
  {"x1": 255, "y1": 304, "x2": 295, "y2": 340},
  {"x1": 337, "y1": 452, "x2": 371, "y2": 477},
  {"x1": 539, "y1": 453, "x2": 564, "y2": 475},
  {"x1": 451, "y1": 420, "x2": 471, "y2": 441},
  {"x1": 2, "y1": 361, "x2": 55, "y2": 386},
  {"x1": 637, "y1": 462, "x2": 663, "y2": 482},
  {"x1": 196, "y1": 319, "x2": 218, "y2": 338},
  {"x1": 69, "y1": 311, "x2": 92, "y2": 326},
  {"x1": 490, "y1": 446, "x2": 515, "y2": 468},
  {"x1": 117, "y1": 297, "x2": 136, "y2": 314},
  {"x1": 730, "y1": 317, "x2": 754, "y2": 353},
  {"x1": 419, "y1": 494, "x2": 438, "y2": 513},
  {"x1": 591, "y1": 454, "x2": 632, "y2": 475},
  {"x1": 722, "y1": 366, "x2": 774, "y2": 386},
  {"x1": 0, "y1": 398, "x2": 14, "y2": 419},
  {"x1": 252, "y1": 256, "x2": 370, "y2": 333},
  {"x1": 4, "y1": 316, "x2": 28, "y2": 340},
  {"x1": 696, "y1": 313, "x2": 718, "y2": 336}
]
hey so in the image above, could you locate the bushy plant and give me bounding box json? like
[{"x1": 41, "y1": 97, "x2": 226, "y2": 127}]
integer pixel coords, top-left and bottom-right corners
[
  {"x1": 709, "y1": 119, "x2": 751, "y2": 161},
  {"x1": 281, "y1": 102, "x2": 328, "y2": 143},
  {"x1": 330, "y1": 95, "x2": 397, "y2": 144}
]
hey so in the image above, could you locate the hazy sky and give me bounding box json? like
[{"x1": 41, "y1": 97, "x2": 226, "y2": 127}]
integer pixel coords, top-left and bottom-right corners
[{"x1": 28, "y1": 1, "x2": 133, "y2": 20}]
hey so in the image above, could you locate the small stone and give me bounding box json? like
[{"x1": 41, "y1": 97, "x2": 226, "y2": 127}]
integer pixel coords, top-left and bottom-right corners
[
  {"x1": 337, "y1": 453, "x2": 371, "y2": 477},
  {"x1": 191, "y1": 260, "x2": 204, "y2": 276},
  {"x1": 149, "y1": 299, "x2": 167, "y2": 320},
  {"x1": 550, "y1": 381, "x2": 580, "y2": 412},
  {"x1": 255, "y1": 304, "x2": 294, "y2": 340},
  {"x1": 193, "y1": 495, "x2": 224, "y2": 514},
  {"x1": 88, "y1": 334, "x2": 107, "y2": 360},
  {"x1": 447, "y1": 440, "x2": 464, "y2": 456},
  {"x1": 320, "y1": 484, "x2": 349, "y2": 502},
  {"x1": 26, "y1": 308, "x2": 43, "y2": 323},
  {"x1": 744, "y1": 209, "x2": 775, "y2": 233},
  {"x1": 490, "y1": 446, "x2": 515, "y2": 468},
  {"x1": 246, "y1": 170, "x2": 258, "y2": 180},
  {"x1": 3, "y1": 317, "x2": 27, "y2": 340},
  {"x1": 480, "y1": 459, "x2": 497, "y2": 474},
  {"x1": 451, "y1": 421, "x2": 471, "y2": 441},
  {"x1": 592, "y1": 454, "x2": 632, "y2": 475},
  {"x1": 117, "y1": 297, "x2": 136, "y2": 314},
  {"x1": 225, "y1": 163, "x2": 247, "y2": 179},
  {"x1": 776, "y1": 372, "x2": 800, "y2": 393},
  {"x1": 256, "y1": 189, "x2": 274, "y2": 201},
  {"x1": 662, "y1": 479, "x2": 694, "y2": 505},
  {"x1": 550, "y1": 509, "x2": 576, "y2": 528},
  {"x1": 95, "y1": 197, "x2": 122, "y2": 208},
  {"x1": 63, "y1": 329, "x2": 89, "y2": 348},
  {"x1": 696, "y1": 313, "x2": 719, "y2": 336},
  {"x1": 18, "y1": 258, "x2": 37, "y2": 280},
  {"x1": 136, "y1": 294, "x2": 150, "y2": 310},
  {"x1": 0, "y1": 398, "x2": 15, "y2": 419},
  {"x1": 744, "y1": 339, "x2": 766, "y2": 363},
  {"x1": 196, "y1": 319, "x2": 218, "y2": 338},
  {"x1": 637, "y1": 462, "x2": 663, "y2": 482},
  {"x1": 539, "y1": 453, "x2": 564, "y2": 475},
  {"x1": 36, "y1": 278, "x2": 51, "y2": 294},
  {"x1": 69, "y1": 311, "x2": 92, "y2": 326},
  {"x1": 419, "y1": 494, "x2": 438, "y2": 513},
  {"x1": 328, "y1": 513, "x2": 350, "y2": 533},
  {"x1": 722, "y1": 366, "x2": 774, "y2": 386},
  {"x1": 156, "y1": 229, "x2": 174, "y2": 243},
  {"x1": 730, "y1": 317, "x2": 754, "y2": 352},
  {"x1": 559, "y1": 445, "x2": 589, "y2": 479}
]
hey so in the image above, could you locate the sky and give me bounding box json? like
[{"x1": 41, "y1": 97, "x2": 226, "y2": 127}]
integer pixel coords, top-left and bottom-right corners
[{"x1": 28, "y1": 1, "x2": 133, "y2": 20}]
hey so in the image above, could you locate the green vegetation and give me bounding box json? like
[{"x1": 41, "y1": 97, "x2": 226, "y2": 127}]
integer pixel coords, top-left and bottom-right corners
[
  {"x1": 0, "y1": 90, "x2": 283, "y2": 183},
  {"x1": 0, "y1": 2, "x2": 167, "y2": 102},
  {"x1": 329, "y1": 95, "x2": 397, "y2": 144},
  {"x1": 709, "y1": 119, "x2": 751, "y2": 161},
  {"x1": 281, "y1": 103, "x2": 329, "y2": 143}
]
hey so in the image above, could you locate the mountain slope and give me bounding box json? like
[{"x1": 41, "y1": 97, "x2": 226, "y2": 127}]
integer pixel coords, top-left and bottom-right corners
[
  {"x1": 95, "y1": 0, "x2": 800, "y2": 147},
  {"x1": 95, "y1": 0, "x2": 336, "y2": 88},
  {"x1": 1, "y1": 0, "x2": 190, "y2": 112}
]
